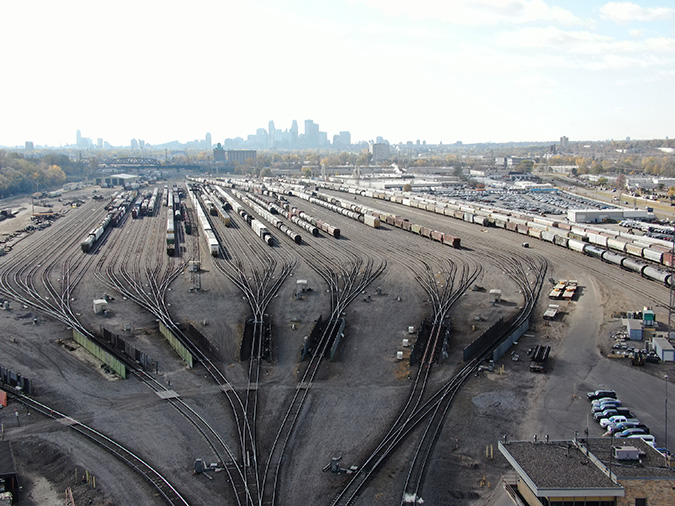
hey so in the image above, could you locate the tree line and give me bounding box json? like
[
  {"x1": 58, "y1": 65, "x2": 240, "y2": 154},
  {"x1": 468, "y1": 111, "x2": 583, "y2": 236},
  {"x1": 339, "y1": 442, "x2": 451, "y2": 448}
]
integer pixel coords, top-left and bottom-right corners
[{"x1": 0, "y1": 151, "x2": 89, "y2": 199}]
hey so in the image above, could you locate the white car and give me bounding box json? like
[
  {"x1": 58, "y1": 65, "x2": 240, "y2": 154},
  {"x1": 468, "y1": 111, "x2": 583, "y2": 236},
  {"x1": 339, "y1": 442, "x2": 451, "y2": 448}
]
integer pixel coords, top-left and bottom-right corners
[
  {"x1": 628, "y1": 434, "x2": 655, "y2": 445},
  {"x1": 600, "y1": 415, "x2": 627, "y2": 428}
]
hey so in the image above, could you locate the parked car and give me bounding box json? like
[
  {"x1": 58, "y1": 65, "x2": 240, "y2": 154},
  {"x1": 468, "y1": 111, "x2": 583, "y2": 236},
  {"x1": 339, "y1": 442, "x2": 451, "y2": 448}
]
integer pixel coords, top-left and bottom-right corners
[
  {"x1": 592, "y1": 402, "x2": 621, "y2": 413},
  {"x1": 628, "y1": 434, "x2": 655, "y2": 445},
  {"x1": 594, "y1": 408, "x2": 619, "y2": 421},
  {"x1": 592, "y1": 397, "x2": 621, "y2": 407},
  {"x1": 600, "y1": 415, "x2": 627, "y2": 428},
  {"x1": 605, "y1": 422, "x2": 647, "y2": 435},
  {"x1": 613, "y1": 407, "x2": 632, "y2": 417},
  {"x1": 616, "y1": 428, "x2": 647, "y2": 437},
  {"x1": 587, "y1": 389, "x2": 617, "y2": 400}
]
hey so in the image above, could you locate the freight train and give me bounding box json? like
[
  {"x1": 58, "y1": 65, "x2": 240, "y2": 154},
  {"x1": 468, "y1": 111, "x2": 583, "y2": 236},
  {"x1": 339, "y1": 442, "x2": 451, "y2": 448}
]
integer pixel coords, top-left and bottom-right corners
[
  {"x1": 166, "y1": 213, "x2": 175, "y2": 256},
  {"x1": 189, "y1": 188, "x2": 220, "y2": 256},
  {"x1": 309, "y1": 180, "x2": 673, "y2": 285},
  {"x1": 231, "y1": 189, "x2": 299, "y2": 244},
  {"x1": 192, "y1": 177, "x2": 672, "y2": 285},
  {"x1": 81, "y1": 190, "x2": 137, "y2": 252}
]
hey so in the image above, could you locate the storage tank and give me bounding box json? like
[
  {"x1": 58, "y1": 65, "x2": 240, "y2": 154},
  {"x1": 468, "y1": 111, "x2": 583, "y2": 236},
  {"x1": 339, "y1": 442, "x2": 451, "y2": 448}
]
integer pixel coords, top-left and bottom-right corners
[{"x1": 568, "y1": 238, "x2": 586, "y2": 253}]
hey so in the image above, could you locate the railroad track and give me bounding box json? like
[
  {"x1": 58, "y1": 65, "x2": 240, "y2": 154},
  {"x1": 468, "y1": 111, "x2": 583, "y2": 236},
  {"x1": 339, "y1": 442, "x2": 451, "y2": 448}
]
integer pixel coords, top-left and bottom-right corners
[
  {"x1": 398, "y1": 252, "x2": 547, "y2": 505},
  {"x1": 328, "y1": 253, "x2": 546, "y2": 506},
  {"x1": 290, "y1": 190, "x2": 547, "y2": 505},
  {"x1": 204, "y1": 193, "x2": 297, "y2": 505},
  {"x1": 2, "y1": 387, "x2": 190, "y2": 506},
  {"x1": 0, "y1": 193, "x2": 252, "y2": 505},
  {"x1": 205, "y1": 186, "x2": 391, "y2": 505}
]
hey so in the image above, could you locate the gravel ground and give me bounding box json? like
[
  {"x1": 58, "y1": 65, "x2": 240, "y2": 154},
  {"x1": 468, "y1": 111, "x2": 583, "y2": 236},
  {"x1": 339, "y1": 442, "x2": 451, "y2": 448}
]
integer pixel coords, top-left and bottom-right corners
[{"x1": 1, "y1": 182, "x2": 673, "y2": 506}]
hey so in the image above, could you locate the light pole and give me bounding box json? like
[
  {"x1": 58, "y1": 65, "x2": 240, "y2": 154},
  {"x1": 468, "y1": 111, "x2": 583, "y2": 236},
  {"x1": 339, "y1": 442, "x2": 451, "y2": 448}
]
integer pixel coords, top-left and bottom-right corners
[{"x1": 666, "y1": 374, "x2": 669, "y2": 465}]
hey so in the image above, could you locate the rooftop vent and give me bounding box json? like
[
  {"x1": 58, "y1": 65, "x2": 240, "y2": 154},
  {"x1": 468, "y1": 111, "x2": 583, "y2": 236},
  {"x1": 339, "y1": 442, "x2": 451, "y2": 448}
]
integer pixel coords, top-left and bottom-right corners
[{"x1": 613, "y1": 446, "x2": 639, "y2": 461}]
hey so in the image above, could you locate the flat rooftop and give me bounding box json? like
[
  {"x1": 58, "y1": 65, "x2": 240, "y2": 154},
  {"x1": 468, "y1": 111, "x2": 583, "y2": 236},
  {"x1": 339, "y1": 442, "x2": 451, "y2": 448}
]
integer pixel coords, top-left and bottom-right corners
[
  {"x1": 0, "y1": 440, "x2": 17, "y2": 476},
  {"x1": 500, "y1": 438, "x2": 675, "y2": 498},
  {"x1": 500, "y1": 440, "x2": 620, "y2": 493},
  {"x1": 581, "y1": 437, "x2": 675, "y2": 480}
]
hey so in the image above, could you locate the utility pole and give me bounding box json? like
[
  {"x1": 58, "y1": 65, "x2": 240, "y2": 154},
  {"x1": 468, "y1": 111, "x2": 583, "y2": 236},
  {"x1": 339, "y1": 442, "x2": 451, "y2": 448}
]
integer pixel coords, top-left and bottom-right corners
[
  {"x1": 669, "y1": 232, "x2": 674, "y2": 334},
  {"x1": 666, "y1": 374, "x2": 669, "y2": 465}
]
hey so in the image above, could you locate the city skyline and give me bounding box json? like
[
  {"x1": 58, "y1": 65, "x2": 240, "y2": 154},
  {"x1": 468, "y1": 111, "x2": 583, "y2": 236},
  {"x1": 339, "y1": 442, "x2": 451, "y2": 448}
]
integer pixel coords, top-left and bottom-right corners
[{"x1": 1, "y1": 1, "x2": 673, "y2": 148}]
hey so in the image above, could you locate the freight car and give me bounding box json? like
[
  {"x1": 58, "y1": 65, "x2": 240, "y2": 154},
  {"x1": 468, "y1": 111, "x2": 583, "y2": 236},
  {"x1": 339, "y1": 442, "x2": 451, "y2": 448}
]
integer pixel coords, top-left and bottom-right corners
[
  {"x1": 297, "y1": 179, "x2": 675, "y2": 284},
  {"x1": 167, "y1": 213, "x2": 175, "y2": 256},
  {"x1": 189, "y1": 187, "x2": 220, "y2": 256},
  {"x1": 80, "y1": 212, "x2": 113, "y2": 252},
  {"x1": 251, "y1": 219, "x2": 273, "y2": 246}
]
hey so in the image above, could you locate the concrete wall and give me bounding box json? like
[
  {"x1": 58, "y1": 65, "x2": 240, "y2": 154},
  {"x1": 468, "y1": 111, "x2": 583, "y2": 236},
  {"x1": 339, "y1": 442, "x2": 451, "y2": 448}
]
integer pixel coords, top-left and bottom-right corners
[
  {"x1": 618, "y1": 478, "x2": 675, "y2": 506},
  {"x1": 517, "y1": 478, "x2": 544, "y2": 506}
]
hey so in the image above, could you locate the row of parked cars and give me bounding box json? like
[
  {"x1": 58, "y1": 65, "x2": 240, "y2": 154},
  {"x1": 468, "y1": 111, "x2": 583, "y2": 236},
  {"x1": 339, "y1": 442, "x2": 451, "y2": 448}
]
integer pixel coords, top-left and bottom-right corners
[{"x1": 587, "y1": 389, "x2": 655, "y2": 445}]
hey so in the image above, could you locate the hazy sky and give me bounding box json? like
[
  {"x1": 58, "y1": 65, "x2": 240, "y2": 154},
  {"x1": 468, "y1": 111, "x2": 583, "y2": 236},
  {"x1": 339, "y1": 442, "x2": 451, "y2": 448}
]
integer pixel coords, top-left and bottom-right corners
[{"x1": 1, "y1": 0, "x2": 673, "y2": 147}]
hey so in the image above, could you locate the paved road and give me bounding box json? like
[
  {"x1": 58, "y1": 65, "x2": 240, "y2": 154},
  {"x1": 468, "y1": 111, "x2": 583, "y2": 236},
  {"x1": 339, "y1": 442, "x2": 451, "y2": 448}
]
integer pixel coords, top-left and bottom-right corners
[{"x1": 530, "y1": 274, "x2": 672, "y2": 448}]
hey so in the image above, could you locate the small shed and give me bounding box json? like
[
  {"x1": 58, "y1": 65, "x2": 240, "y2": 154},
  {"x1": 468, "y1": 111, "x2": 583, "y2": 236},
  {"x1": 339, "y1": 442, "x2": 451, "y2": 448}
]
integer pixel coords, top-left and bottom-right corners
[
  {"x1": 93, "y1": 299, "x2": 108, "y2": 314},
  {"x1": 0, "y1": 441, "x2": 19, "y2": 502},
  {"x1": 626, "y1": 318, "x2": 643, "y2": 341},
  {"x1": 652, "y1": 337, "x2": 675, "y2": 362},
  {"x1": 642, "y1": 307, "x2": 656, "y2": 327},
  {"x1": 296, "y1": 280, "x2": 308, "y2": 292},
  {"x1": 489, "y1": 289, "x2": 502, "y2": 303}
]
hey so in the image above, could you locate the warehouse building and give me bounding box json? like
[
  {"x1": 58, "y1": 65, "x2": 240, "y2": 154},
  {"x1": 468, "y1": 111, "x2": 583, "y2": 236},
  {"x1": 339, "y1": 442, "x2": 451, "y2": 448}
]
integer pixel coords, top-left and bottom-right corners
[
  {"x1": 95, "y1": 173, "x2": 139, "y2": 187},
  {"x1": 568, "y1": 209, "x2": 654, "y2": 224},
  {"x1": 499, "y1": 438, "x2": 675, "y2": 506}
]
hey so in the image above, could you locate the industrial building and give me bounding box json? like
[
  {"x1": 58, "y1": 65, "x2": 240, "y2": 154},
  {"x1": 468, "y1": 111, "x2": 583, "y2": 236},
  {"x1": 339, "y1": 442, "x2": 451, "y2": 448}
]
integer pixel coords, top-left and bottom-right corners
[
  {"x1": 652, "y1": 337, "x2": 675, "y2": 362},
  {"x1": 567, "y1": 208, "x2": 654, "y2": 224},
  {"x1": 369, "y1": 142, "x2": 390, "y2": 161},
  {"x1": 500, "y1": 438, "x2": 675, "y2": 506},
  {"x1": 95, "y1": 173, "x2": 139, "y2": 187},
  {"x1": 226, "y1": 150, "x2": 257, "y2": 165}
]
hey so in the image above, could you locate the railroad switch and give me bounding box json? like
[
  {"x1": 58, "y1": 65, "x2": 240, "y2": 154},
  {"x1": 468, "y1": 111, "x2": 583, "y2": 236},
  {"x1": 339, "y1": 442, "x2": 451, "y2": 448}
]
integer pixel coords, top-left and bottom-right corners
[
  {"x1": 323, "y1": 456, "x2": 358, "y2": 474},
  {"x1": 194, "y1": 459, "x2": 222, "y2": 476}
]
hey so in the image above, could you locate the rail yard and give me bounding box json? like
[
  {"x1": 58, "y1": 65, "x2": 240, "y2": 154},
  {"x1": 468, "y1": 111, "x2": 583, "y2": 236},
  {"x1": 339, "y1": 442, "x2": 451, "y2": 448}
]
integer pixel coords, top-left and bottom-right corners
[{"x1": 1, "y1": 176, "x2": 674, "y2": 506}]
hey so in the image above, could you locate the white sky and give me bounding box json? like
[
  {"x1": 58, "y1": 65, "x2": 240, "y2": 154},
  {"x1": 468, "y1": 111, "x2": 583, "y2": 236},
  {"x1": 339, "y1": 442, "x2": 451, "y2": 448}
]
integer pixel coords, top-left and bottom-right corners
[{"x1": 1, "y1": 0, "x2": 673, "y2": 147}]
